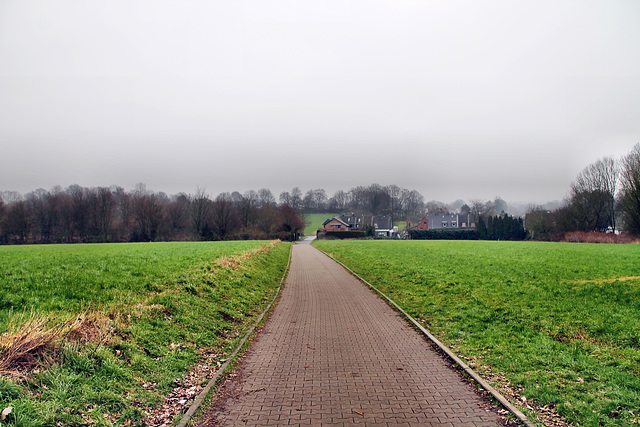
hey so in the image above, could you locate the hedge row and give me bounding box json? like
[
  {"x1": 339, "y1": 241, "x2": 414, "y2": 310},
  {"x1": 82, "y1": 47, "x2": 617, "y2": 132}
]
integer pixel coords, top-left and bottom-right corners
[
  {"x1": 408, "y1": 229, "x2": 479, "y2": 240},
  {"x1": 323, "y1": 230, "x2": 366, "y2": 239}
]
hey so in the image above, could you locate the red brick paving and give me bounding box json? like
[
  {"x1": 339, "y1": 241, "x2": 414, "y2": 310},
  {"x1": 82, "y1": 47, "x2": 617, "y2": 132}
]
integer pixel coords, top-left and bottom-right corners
[{"x1": 198, "y1": 242, "x2": 502, "y2": 426}]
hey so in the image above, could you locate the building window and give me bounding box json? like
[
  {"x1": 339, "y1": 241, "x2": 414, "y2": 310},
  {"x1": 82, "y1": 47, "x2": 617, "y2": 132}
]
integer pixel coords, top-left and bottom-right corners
[
  {"x1": 451, "y1": 222, "x2": 457, "y2": 228},
  {"x1": 442, "y1": 221, "x2": 448, "y2": 227}
]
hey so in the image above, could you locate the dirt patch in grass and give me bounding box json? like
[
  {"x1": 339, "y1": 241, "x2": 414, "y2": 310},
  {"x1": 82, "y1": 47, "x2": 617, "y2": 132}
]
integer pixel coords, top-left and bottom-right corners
[{"x1": 571, "y1": 276, "x2": 640, "y2": 285}]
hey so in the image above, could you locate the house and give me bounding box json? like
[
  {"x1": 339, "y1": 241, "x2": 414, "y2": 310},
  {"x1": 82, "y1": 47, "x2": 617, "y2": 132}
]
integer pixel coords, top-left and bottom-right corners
[
  {"x1": 321, "y1": 216, "x2": 351, "y2": 231},
  {"x1": 320, "y1": 213, "x2": 399, "y2": 238},
  {"x1": 413, "y1": 213, "x2": 474, "y2": 230},
  {"x1": 372, "y1": 215, "x2": 397, "y2": 237}
]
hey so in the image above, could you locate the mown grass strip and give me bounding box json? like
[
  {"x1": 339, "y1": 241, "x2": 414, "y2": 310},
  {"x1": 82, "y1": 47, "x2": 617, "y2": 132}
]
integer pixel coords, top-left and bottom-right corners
[
  {"x1": 0, "y1": 240, "x2": 290, "y2": 426},
  {"x1": 303, "y1": 213, "x2": 338, "y2": 236},
  {"x1": 317, "y1": 247, "x2": 535, "y2": 427},
  {"x1": 177, "y1": 242, "x2": 293, "y2": 427},
  {"x1": 313, "y1": 240, "x2": 640, "y2": 426}
]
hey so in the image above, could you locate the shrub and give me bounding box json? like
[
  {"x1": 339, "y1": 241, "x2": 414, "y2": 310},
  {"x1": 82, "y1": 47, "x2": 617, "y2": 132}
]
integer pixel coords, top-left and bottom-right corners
[
  {"x1": 323, "y1": 231, "x2": 366, "y2": 240},
  {"x1": 563, "y1": 231, "x2": 639, "y2": 244}
]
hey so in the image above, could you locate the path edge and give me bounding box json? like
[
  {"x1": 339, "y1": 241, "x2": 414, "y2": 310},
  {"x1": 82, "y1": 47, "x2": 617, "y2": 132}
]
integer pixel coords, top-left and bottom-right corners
[
  {"x1": 176, "y1": 242, "x2": 293, "y2": 427},
  {"x1": 315, "y1": 246, "x2": 537, "y2": 427}
]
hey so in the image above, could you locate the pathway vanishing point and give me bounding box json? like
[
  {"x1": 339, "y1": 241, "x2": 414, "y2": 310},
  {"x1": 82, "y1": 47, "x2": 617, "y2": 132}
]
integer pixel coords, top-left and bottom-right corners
[{"x1": 196, "y1": 240, "x2": 505, "y2": 426}]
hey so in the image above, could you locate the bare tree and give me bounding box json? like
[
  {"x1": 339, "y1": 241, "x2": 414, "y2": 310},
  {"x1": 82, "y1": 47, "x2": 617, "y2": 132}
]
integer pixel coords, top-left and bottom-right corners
[
  {"x1": 470, "y1": 199, "x2": 496, "y2": 224},
  {"x1": 329, "y1": 190, "x2": 349, "y2": 212},
  {"x1": 570, "y1": 156, "x2": 618, "y2": 232},
  {"x1": 131, "y1": 184, "x2": 163, "y2": 241},
  {"x1": 386, "y1": 185, "x2": 402, "y2": 221},
  {"x1": 190, "y1": 188, "x2": 212, "y2": 239},
  {"x1": 240, "y1": 190, "x2": 259, "y2": 227},
  {"x1": 0, "y1": 198, "x2": 5, "y2": 243},
  {"x1": 401, "y1": 189, "x2": 424, "y2": 218},
  {"x1": 167, "y1": 193, "x2": 190, "y2": 237},
  {"x1": 67, "y1": 184, "x2": 90, "y2": 241},
  {"x1": 90, "y1": 187, "x2": 116, "y2": 241},
  {"x1": 211, "y1": 193, "x2": 240, "y2": 239},
  {"x1": 279, "y1": 191, "x2": 291, "y2": 206},
  {"x1": 257, "y1": 188, "x2": 276, "y2": 207},
  {"x1": 290, "y1": 187, "x2": 303, "y2": 211},
  {"x1": 5, "y1": 201, "x2": 31, "y2": 243},
  {"x1": 620, "y1": 144, "x2": 640, "y2": 235}
]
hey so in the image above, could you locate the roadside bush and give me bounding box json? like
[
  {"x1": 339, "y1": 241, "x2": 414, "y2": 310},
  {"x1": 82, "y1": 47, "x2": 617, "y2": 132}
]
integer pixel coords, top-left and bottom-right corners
[
  {"x1": 563, "y1": 231, "x2": 639, "y2": 244},
  {"x1": 323, "y1": 231, "x2": 366, "y2": 240}
]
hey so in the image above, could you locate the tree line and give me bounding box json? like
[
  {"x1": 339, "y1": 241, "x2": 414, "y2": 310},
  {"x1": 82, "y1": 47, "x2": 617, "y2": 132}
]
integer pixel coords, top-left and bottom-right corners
[
  {"x1": 0, "y1": 184, "x2": 306, "y2": 244},
  {"x1": 526, "y1": 143, "x2": 640, "y2": 240},
  {"x1": 0, "y1": 183, "x2": 427, "y2": 245},
  {"x1": 3, "y1": 142, "x2": 640, "y2": 244}
]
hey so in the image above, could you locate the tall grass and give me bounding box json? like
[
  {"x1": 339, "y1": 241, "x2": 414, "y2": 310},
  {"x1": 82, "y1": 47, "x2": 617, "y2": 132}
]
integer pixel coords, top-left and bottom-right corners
[
  {"x1": 0, "y1": 241, "x2": 290, "y2": 426},
  {"x1": 314, "y1": 239, "x2": 640, "y2": 426}
]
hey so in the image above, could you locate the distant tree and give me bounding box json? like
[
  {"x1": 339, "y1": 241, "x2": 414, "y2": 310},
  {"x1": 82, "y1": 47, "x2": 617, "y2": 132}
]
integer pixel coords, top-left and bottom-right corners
[
  {"x1": 279, "y1": 191, "x2": 291, "y2": 206},
  {"x1": 240, "y1": 190, "x2": 259, "y2": 228},
  {"x1": 303, "y1": 189, "x2": 317, "y2": 212},
  {"x1": 494, "y1": 197, "x2": 508, "y2": 215},
  {"x1": 425, "y1": 200, "x2": 447, "y2": 214},
  {"x1": 569, "y1": 156, "x2": 618, "y2": 232},
  {"x1": 26, "y1": 189, "x2": 58, "y2": 243},
  {"x1": 620, "y1": 143, "x2": 640, "y2": 235},
  {"x1": 401, "y1": 189, "x2": 424, "y2": 219},
  {"x1": 67, "y1": 184, "x2": 91, "y2": 241},
  {"x1": 387, "y1": 185, "x2": 402, "y2": 221},
  {"x1": 290, "y1": 187, "x2": 303, "y2": 211},
  {"x1": 211, "y1": 193, "x2": 240, "y2": 240},
  {"x1": 348, "y1": 186, "x2": 367, "y2": 213},
  {"x1": 480, "y1": 214, "x2": 525, "y2": 240},
  {"x1": 470, "y1": 199, "x2": 496, "y2": 224},
  {"x1": 131, "y1": 184, "x2": 163, "y2": 241},
  {"x1": 448, "y1": 199, "x2": 466, "y2": 212},
  {"x1": 167, "y1": 193, "x2": 190, "y2": 238},
  {"x1": 257, "y1": 188, "x2": 276, "y2": 207},
  {"x1": 230, "y1": 191, "x2": 244, "y2": 209},
  {"x1": 364, "y1": 184, "x2": 389, "y2": 215},
  {"x1": 90, "y1": 187, "x2": 116, "y2": 241},
  {"x1": 277, "y1": 205, "x2": 305, "y2": 241},
  {"x1": 476, "y1": 216, "x2": 488, "y2": 240},
  {"x1": 190, "y1": 188, "x2": 212, "y2": 239},
  {"x1": 329, "y1": 190, "x2": 349, "y2": 212},
  {"x1": 257, "y1": 204, "x2": 279, "y2": 237},
  {"x1": 0, "y1": 198, "x2": 5, "y2": 243},
  {"x1": 5, "y1": 201, "x2": 31, "y2": 243},
  {"x1": 113, "y1": 186, "x2": 133, "y2": 241}
]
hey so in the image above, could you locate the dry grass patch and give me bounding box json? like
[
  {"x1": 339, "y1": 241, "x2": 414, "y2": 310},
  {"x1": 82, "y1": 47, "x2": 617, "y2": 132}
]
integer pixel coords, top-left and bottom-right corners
[
  {"x1": 213, "y1": 240, "x2": 280, "y2": 271},
  {"x1": 0, "y1": 310, "x2": 113, "y2": 378}
]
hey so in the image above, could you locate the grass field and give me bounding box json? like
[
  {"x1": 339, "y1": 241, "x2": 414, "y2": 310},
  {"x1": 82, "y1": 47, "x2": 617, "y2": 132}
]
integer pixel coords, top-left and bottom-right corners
[
  {"x1": 302, "y1": 213, "x2": 336, "y2": 236},
  {"x1": 313, "y1": 239, "x2": 640, "y2": 426},
  {"x1": 0, "y1": 240, "x2": 290, "y2": 426}
]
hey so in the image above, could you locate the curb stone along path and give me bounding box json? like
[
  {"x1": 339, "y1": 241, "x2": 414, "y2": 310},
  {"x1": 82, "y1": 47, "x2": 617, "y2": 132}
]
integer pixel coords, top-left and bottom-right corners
[{"x1": 198, "y1": 242, "x2": 504, "y2": 426}]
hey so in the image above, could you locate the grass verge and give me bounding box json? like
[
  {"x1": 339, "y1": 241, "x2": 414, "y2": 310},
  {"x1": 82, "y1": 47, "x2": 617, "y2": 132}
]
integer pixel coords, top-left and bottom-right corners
[
  {"x1": 0, "y1": 240, "x2": 290, "y2": 426},
  {"x1": 313, "y1": 239, "x2": 640, "y2": 426},
  {"x1": 302, "y1": 213, "x2": 336, "y2": 237}
]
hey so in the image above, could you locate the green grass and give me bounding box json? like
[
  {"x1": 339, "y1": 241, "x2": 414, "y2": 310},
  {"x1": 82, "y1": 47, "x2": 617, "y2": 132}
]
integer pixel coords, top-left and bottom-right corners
[
  {"x1": 303, "y1": 213, "x2": 337, "y2": 236},
  {"x1": 313, "y1": 239, "x2": 640, "y2": 426},
  {"x1": 0, "y1": 241, "x2": 290, "y2": 426}
]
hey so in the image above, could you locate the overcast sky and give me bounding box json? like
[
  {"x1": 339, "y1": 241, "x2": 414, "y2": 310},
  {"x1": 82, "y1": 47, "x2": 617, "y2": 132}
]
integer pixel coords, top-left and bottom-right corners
[{"x1": 1, "y1": 1, "x2": 639, "y2": 204}]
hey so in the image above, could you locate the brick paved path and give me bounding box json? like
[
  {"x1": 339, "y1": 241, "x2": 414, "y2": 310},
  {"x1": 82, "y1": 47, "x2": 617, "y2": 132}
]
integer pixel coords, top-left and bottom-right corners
[{"x1": 198, "y1": 241, "x2": 502, "y2": 426}]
